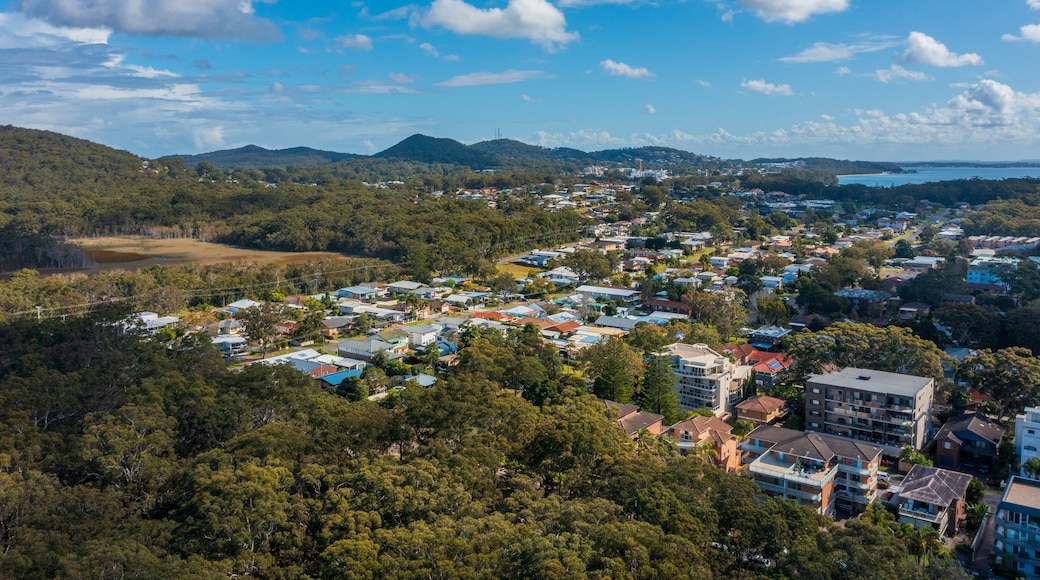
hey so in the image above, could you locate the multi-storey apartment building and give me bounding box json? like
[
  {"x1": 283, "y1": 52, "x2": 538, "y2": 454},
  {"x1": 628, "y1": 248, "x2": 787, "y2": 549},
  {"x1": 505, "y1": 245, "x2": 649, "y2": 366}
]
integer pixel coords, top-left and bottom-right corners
[
  {"x1": 741, "y1": 425, "x2": 882, "y2": 517},
  {"x1": 1017, "y1": 406, "x2": 1040, "y2": 479},
  {"x1": 804, "y1": 367, "x2": 934, "y2": 451},
  {"x1": 994, "y1": 476, "x2": 1040, "y2": 579},
  {"x1": 666, "y1": 343, "x2": 752, "y2": 418}
]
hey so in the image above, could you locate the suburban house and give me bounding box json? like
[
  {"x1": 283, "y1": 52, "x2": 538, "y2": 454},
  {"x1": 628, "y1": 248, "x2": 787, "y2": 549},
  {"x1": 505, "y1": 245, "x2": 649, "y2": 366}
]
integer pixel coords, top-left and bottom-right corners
[
  {"x1": 597, "y1": 399, "x2": 665, "y2": 438},
  {"x1": 833, "y1": 288, "x2": 893, "y2": 317},
  {"x1": 337, "y1": 336, "x2": 399, "y2": 362},
  {"x1": 889, "y1": 465, "x2": 971, "y2": 537},
  {"x1": 932, "y1": 412, "x2": 1004, "y2": 473},
  {"x1": 736, "y1": 395, "x2": 788, "y2": 426},
  {"x1": 320, "y1": 316, "x2": 354, "y2": 339},
  {"x1": 666, "y1": 342, "x2": 752, "y2": 418},
  {"x1": 385, "y1": 280, "x2": 429, "y2": 296},
  {"x1": 666, "y1": 415, "x2": 741, "y2": 472},
  {"x1": 643, "y1": 299, "x2": 692, "y2": 316},
  {"x1": 742, "y1": 425, "x2": 883, "y2": 517},
  {"x1": 404, "y1": 324, "x2": 442, "y2": 348},
  {"x1": 337, "y1": 285, "x2": 381, "y2": 300},
  {"x1": 804, "y1": 367, "x2": 934, "y2": 452},
  {"x1": 575, "y1": 285, "x2": 642, "y2": 304},
  {"x1": 748, "y1": 325, "x2": 791, "y2": 351},
  {"x1": 1016, "y1": 406, "x2": 1040, "y2": 479},
  {"x1": 226, "y1": 299, "x2": 263, "y2": 315},
  {"x1": 898, "y1": 302, "x2": 932, "y2": 320},
  {"x1": 994, "y1": 476, "x2": 1040, "y2": 579}
]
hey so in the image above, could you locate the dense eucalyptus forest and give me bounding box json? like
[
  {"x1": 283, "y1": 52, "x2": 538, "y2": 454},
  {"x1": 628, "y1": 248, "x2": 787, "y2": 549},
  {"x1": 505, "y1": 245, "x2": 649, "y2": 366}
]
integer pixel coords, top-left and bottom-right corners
[{"x1": 0, "y1": 310, "x2": 970, "y2": 579}]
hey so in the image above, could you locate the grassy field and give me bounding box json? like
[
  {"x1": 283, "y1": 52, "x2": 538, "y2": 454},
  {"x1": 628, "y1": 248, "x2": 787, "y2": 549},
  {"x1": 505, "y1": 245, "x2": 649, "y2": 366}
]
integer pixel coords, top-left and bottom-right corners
[
  {"x1": 497, "y1": 262, "x2": 541, "y2": 279},
  {"x1": 67, "y1": 236, "x2": 350, "y2": 274}
]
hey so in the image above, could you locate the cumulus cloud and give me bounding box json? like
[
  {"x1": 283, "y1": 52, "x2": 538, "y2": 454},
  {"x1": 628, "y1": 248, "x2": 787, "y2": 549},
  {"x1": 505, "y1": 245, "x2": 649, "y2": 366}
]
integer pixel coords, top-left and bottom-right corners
[
  {"x1": 779, "y1": 38, "x2": 900, "y2": 63},
  {"x1": 14, "y1": 0, "x2": 283, "y2": 41},
  {"x1": 741, "y1": 78, "x2": 793, "y2": 96},
  {"x1": 418, "y1": 41, "x2": 459, "y2": 60},
  {"x1": 737, "y1": 0, "x2": 849, "y2": 23},
  {"x1": 521, "y1": 94, "x2": 541, "y2": 102},
  {"x1": 338, "y1": 34, "x2": 373, "y2": 50},
  {"x1": 0, "y1": 12, "x2": 110, "y2": 46},
  {"x1": 903, "y1": 31, "x2": 982, "y2": 67},
  {"x1": 388, "y1": 72, "x2": 416, "y2": 83},
  {"x1": 873, "y1": 64, "x2": 931, "y2": 83},
  {"x1": 600, "y1": 59, "x2": 654, "y2": 79},
  {"x1": 437, "y1": 69, "x2": 547, "y2": 87},
  {"x1": 422, "y1": 0, "x2": 578, "y2": 51},
  {"x1": 645, "y1": 104, "x2": 657, "y2": 114},
  {"x1": 836, "y1": 66, "x2": 851, "y2": 75},
  {"x1": 696, "y1": 79, "x2": 711, "y2": 87},
  {"x1": 557, "y1": 0, "x2": 642, "y2": 5},
  {"x1": 1030, "y1": 0, "x2": 1040, "y2": 8},
  {"x1": 1002, "y1": 24, "x2": 1040, "y2": 43}
]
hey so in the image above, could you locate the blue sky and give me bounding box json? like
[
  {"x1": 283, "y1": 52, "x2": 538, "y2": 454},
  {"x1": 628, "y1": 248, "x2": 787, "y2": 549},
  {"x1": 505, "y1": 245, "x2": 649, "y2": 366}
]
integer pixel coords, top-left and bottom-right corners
[{"x1": 2, "y1": 0, "x2": 1040, "y2": 161}]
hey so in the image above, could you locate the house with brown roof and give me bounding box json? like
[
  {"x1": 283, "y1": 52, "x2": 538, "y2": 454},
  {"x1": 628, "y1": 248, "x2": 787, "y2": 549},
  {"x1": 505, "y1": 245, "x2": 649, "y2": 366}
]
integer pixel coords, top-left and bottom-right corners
[
  {"x1": 889, "y1": 464, "x2": 972, "y2": 536},
  {"x1": 736, "y1": 395, "x2": 788, "y2": 426},
  {"x1": 666, "y1": 416, "x2": 741, "y2": 472},
  {"x1": 597, "y1": 399, "x2": 665, "y2": 438},
  {"x1": 932, "y1": 412, "x2": 1004, "y2": 473}
]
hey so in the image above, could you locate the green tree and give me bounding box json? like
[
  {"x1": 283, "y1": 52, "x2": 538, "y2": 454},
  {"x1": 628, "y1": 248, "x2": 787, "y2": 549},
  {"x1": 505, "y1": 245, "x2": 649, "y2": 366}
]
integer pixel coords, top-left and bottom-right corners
[
  {"x1": 563, "y1": 248, "x2": 619, "y2": 282},
  {"x1": 234, "y1": 303, "x2": 283, "y2": 358},
  {"x1": 635, "y1": 355, "x2": 680, "y2": 423},
  {"x1": 577, "y1": 337, "x2": 644, "y2": 403},
  {"x1": 958, "y1": 347, "x2": 1040, "y2": 422},
  {"x1": 1022, "y1": 457, "x2": 1040, "y2": 479}
]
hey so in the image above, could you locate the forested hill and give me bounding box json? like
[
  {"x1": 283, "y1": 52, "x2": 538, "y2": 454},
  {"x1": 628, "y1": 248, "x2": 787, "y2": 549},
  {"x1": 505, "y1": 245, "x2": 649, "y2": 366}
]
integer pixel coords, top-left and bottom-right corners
[
  {"x1": 0, "y1": 125, "x2": 144, "y2": 194},
  {"x1": 170, "y1": 144, "x2": 358, "y2": 168}
]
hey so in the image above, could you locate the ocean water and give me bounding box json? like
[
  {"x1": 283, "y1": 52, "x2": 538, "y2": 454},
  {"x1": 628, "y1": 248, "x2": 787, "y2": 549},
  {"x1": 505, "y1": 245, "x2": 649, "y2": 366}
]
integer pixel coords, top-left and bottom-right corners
[{"x1": 837, "y1": 166, "x2": 1040, "y2": 187}]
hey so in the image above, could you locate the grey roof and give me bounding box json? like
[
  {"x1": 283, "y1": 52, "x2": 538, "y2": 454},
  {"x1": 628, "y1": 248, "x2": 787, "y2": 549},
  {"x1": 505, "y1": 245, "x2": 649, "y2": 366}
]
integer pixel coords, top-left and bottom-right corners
[
  {"x1": 899, "y1": 465, "x2": 972, "y2": 508},
  {"x1": 747, "y1": 425, "x2": 882, "y2": 462},
  {"x1": 935, "y1": 413, "x2": 1004, "y2": 446},
  {"x1": 834, "y1": 288, "x2": 892, "y2": 301},
  {"x1": 772, "y1": 432, "x2": 836, "y2": 462},
  {"x1": 807, "y1": 367, "x2": 933, "y2": 397},
  {"x1": 595, "y1": 315, "x2": 639, "y2": 330}
]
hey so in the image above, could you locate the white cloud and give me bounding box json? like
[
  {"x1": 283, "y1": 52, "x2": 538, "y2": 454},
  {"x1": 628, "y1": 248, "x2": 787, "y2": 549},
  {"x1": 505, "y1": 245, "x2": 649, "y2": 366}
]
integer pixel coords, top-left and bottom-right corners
[
  {"x1": 696, "y1": 79, "x2": 711, "y2": 87},
  {"x1": 422, "y1": 0, "x2": 578, "y2": 51},
  {"x1": 14, "y1": 0, "x2": 282, "y2": 41},
  {"x1": 645, "y1": 104, "x2": 657, "y2": 114},
  {"x1": 437, "y1": 69, "x2": 547, "y2": 87},
  {"x1": 388, "y1": 72, "x2": 416, "y2": 83},
  {"x1": 737, "y1": 0, "x2": 849, "y2": 23},
  {"x1": 419, "y1": 42, "x2": 440, "y2": 56},
  {"x1": 836, "y1": 66, "x2": 851, "y2": 75},
  {"x1": 192, "y1": 126, "x2": 225, "y2": 149},
  {"x1": 821, "y1": 114, "x2": 833, "y2": 121},
  {"x1": 1002, "y1": 24, "x2": 1040, "y2": 43},
  {"x1": 557, "y1": 0, "x2": 641, "y2": 5},
  {"x1": 873, "y1": 64, "x2": 931, "y2": 83},
  {"x1": 521, "y1": 94, "x2": 541, "y2": 102},
  {"x1": 903, "y1": 31, "x2": 982, "y2": 67},
  {"x1": 338, "y1": 34, "x2": 373, "y2": 50},
  {"x1": 1030, "y1": 0, "x2": 1040, "y2": 9},
  {"x1": 741, "y1": 78, "x2": 793, "y2": 96},
  {"x1": 600, "y1": 59, "x2": 654, "y2": 79},
  {"x1": 535, "y1": 80, "x2": 1040, "y2": 160},
  {"x1": 779, "y1": 39, "x2": 900, "y2": 63}
]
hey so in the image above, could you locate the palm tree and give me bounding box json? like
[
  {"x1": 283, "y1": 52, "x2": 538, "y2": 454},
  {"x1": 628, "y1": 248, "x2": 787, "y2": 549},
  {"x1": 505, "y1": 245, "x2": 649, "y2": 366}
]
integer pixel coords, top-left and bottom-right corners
[
  {"x1": 1023, "y1": 457, "x2": 1040, "y2": 479},
  {"x1": 965, "y1": 502, "x2": 989, "y2": 530}
]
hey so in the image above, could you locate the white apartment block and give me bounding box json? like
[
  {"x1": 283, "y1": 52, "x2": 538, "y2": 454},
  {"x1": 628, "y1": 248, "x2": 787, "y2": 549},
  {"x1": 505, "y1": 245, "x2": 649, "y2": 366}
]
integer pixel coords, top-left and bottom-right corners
[{"x1": 666, "y1": 343, "x2": 752, "y2": 418}]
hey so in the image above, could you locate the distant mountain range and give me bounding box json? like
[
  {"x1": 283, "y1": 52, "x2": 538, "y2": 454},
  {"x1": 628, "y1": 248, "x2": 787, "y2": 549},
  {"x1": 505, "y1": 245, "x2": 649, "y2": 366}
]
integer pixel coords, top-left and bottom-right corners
[{"x1": 167, "y1": 133, "x2": 740, "y2": 173}]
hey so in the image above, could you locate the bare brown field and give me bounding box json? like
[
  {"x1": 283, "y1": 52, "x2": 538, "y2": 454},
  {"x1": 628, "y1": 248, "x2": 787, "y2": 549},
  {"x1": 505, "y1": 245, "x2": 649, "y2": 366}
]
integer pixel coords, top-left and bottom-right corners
[{"x1": 67, "y1": 236, "x2": 351, "y2": 274}]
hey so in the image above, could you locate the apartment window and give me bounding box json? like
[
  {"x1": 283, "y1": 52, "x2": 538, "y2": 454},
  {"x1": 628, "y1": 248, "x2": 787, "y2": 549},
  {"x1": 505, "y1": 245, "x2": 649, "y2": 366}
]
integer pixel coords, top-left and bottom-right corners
[
  {"x1": 810, "y1": 410, "x2": 821, "y2": 416},
  {"x1": 811, "y1": 399, "x2": 820, "y2": 406},
  {"x1": 943, "y1": 441, "x2": 952, "y2": 450},
  {"x1": 811, "y1": 388, "x2": 821, "y2": 394},
  {"x1": 810, "y1": 422, "x2": 820, "y2": 428}
]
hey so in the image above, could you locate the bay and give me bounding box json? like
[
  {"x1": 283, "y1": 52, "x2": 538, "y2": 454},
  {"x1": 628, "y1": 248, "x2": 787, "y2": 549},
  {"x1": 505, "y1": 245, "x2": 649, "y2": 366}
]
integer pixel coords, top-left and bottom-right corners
[{"x1": 837, "y1": 166, "x2": 1040, "y2": 187}]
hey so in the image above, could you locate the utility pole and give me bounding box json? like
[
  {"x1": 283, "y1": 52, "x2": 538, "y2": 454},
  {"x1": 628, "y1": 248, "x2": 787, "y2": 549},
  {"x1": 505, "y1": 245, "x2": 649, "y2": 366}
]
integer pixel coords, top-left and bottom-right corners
[{"x1": 35, "y1": 306, "x2": 42, "y2": 321}]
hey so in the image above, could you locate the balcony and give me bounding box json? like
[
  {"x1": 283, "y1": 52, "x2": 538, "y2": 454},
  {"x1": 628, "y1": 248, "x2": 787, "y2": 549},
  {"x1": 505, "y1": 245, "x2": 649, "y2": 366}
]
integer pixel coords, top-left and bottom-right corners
[{"x1": 899, "y1": 505, "x2": 947, "y2": 526}]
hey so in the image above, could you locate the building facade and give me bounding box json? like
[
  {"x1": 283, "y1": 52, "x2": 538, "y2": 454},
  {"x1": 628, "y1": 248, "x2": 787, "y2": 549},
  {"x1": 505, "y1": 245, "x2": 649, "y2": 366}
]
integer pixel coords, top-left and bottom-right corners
[
  {"x1": 804, "y1": 367, "x2": 934, "y2": 451},
  {"x1": 1017, "y1": 406, "x2": 1040, "y2": 479},
  {"x1": 741, "y1": 425, "x2": 882, "y2": 517},
  {"x1": 994, "y1": 476, "x2": 1040, "y2": 579},
  {"x1": 666, "y1": 343, "x2": 752, "y2": 418}
]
